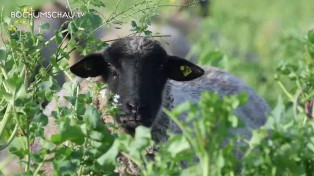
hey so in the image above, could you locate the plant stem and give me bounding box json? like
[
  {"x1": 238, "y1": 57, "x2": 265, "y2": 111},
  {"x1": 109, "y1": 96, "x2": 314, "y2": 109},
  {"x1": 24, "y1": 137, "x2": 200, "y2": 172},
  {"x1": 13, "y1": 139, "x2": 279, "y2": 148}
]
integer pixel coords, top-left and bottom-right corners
[
  {"x1": 0, "y1": 124, "x2": 18, "y2": 150},
  {"x1": 276, "y1": 79, "x2": 294, "y2": 102},
  {"x1": 202, "y1": 153, "x2": 209, "y2": 176},
  {"x1": 78, "y1": 137, "x2": 88, "y2": 176},
  {"x1": 33, "y1": 152, "x2": 54, "y2": 176},
  {"x1": 0, "y1": 64, "x2": 8, "y2": 79},
  {"x1": 0, "y1": 104, "x2": 12, "y2": 141}
]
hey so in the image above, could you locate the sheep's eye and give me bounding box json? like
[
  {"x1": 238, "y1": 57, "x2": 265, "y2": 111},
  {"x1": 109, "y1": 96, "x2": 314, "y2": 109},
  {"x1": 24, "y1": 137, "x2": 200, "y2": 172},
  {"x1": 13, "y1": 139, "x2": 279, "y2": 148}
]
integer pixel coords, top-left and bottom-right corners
[{"x1": 107, "y1": 63, "x2": 119, "y2": 79}]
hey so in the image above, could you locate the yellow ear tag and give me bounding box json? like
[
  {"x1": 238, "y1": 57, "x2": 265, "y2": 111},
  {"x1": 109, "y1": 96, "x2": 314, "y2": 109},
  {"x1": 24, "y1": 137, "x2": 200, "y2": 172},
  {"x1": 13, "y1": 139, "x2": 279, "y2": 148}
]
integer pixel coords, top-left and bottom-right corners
[
  {"x1": 180, "y1": 65, "x2": 192, "y2": 77},
  {"x1": 84, "y1": 62, "x2": 93, "y2": 70}
]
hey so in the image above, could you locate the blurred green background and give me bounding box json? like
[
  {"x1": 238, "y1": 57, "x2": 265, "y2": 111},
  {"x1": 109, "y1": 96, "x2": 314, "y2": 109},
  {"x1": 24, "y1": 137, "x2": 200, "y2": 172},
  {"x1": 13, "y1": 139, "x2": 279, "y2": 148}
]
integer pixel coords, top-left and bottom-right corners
[{"x1": 185, "y1": 0, "x2": 314, "y2": 107}]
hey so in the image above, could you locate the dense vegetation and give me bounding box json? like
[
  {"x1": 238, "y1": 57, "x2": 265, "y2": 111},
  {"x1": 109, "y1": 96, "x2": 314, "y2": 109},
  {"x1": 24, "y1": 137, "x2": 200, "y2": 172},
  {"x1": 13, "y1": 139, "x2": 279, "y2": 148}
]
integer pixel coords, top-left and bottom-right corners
[{"x1": 0, "y1": 0, "x2": 314, "y2": 175}]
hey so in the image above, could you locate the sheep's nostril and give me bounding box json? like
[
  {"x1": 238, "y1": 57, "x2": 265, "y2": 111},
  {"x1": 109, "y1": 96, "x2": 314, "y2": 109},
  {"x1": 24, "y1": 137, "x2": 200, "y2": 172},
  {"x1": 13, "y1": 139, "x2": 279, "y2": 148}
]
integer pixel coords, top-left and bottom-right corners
[
  {"x1": 135, "y1": 114, "x2": 142, "y2": 121},
  {"x1": 127, "y1": 101, "x2": 139, "y2": 114},
  {"x1": 127, "y1": 101, "x2": 147, "y2": 115}
]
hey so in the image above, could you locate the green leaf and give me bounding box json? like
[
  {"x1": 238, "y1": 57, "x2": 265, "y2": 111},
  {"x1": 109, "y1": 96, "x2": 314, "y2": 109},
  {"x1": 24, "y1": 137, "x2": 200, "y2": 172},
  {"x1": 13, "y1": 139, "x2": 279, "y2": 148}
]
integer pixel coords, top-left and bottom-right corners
[
  {"x1": 3, "y1": 76, "x2": 23, "y2": 94},
  {"x1": 40, "y1": 23, "x2": 50, "y2": 30},
  {"x1": 53, "y1": 160, "x2": 77, "y2": 175},
  {"x1": 144, "y1": 30, "x2": 152, "y2": 36},
  {"x1": 247, "y1": 129, "x2": 268, "y2": 149},
  {"x1": 0, "y1": 48, "x2": 6, "y2": 59},
  {"x1": 62, "y1": 126, "x2": 85, "y2": 145},
  {"x1": 33, "y1": 113, "x2": 48, "y2": 127},
  {"x1": 40, "y1": 139, "x2": 56, "y2": 151},
  {"x1": 54, "y1": 30, "x2": 63, "y2": 45},
  {"x1": 167, "y1": 135, "x2": 190, "y2": 158},
  {"x1": 16, "y1": 84, "x2": 27, "y2": 99},
  {"x1": 91, "y1": 0, "x2": 105, "y2": 7},
  {"x1": 89, "y1": 131, "x2": 104, "y2": 141},
  {"x1": 266, "y1": 96, "x2": 284, "y2": 129},
  {"x1": 73, "y1": 12, "x2": 102, "y2": 30},
  {"x1": 308, "y1": 29, "x2": 314, "y2": 44},
  {"x1": 129, "y1": 126, "x2": 152, "y2": 158},
  {"x1": 228, "y1": 114, "x2": 239, "y2": 128},
  {"x1": 134, "y1": 126, "x2": 151, "y2": 141},
  {"x1": 8, "y1": 137, "x2": 28, "y2": 159},
  {"x1": 69, "y1": 38, "x2": 77, "y2": 48},
  {"x1": 84, "y1": 106, "x2": 101, "y2": 129},
  {"x1": 51, "y1": 134, "x2": 63, "y2": 144},
  {"x1": 0, "y1": 88, "x2": 13, "y2": 103},
  {"x1": 9, "y1": 147, "x2": 26, "y2": 159},
  {"x1": 97, "y1": 140, "x2": 119, "y2": 166}
]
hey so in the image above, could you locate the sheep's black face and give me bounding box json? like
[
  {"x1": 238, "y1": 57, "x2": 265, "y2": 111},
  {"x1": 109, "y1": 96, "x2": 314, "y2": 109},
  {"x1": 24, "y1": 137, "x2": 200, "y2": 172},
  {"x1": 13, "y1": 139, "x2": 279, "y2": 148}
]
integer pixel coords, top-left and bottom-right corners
[
  {"x1": 70, "y1": 37, "x2": 204, "y2": 133},
  {"x1": 102, "y1": 38, "x2": 169, "y2": 132}
]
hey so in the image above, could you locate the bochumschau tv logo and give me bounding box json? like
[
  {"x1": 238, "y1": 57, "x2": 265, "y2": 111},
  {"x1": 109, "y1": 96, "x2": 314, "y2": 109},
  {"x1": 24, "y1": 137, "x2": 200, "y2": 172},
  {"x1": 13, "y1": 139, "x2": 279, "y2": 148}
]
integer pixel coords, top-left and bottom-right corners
[{"x1": 10, "y1": 6, "x2": 84, "y2": 19}]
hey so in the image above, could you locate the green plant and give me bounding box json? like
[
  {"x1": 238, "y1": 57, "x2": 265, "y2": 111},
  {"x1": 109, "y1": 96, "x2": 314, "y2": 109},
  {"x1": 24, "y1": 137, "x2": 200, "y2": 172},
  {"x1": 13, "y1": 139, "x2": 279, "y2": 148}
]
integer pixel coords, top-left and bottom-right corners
[
  {"x1": 1, "y1": 0, "x2": 314, "y2": 175},
  {"x1": 0, "y1": 0, "x2": 199, "y2": 175}
]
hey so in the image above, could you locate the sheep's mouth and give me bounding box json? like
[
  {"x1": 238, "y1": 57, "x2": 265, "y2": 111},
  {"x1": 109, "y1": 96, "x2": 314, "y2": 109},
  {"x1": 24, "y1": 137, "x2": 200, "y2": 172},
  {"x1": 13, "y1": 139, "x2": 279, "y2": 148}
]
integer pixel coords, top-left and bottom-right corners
[{"x1": 117, "y1": 115, "x2": 143, "y2": 129}]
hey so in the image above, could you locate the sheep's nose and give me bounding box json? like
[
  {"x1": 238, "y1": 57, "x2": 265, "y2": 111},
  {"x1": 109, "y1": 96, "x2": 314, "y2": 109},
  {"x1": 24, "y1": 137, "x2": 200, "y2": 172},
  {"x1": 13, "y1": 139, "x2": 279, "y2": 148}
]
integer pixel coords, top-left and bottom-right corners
[
  {"x1": 127, "y1": 101, "x2": 146, "y2": 114},
  {"x1": 127, "y1": 101, "x2": 139, "y2": 114}
]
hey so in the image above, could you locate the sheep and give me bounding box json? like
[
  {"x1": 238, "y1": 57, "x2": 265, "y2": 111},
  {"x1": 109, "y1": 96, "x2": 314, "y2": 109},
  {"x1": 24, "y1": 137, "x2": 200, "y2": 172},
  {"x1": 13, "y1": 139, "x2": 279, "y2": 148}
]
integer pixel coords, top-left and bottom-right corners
[
  {"x1": 68, "y1": 36, "x2": 269, "y2": 135},
  {"x1": 35, "y1": 36, "x2": 269, "y2": 175}
]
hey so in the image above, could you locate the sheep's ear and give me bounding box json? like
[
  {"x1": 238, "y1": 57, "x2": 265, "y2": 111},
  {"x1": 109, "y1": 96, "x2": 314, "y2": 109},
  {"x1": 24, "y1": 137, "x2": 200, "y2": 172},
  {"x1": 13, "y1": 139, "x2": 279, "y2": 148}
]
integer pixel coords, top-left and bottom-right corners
[
  {"x1": 165, "y1": 56, "x2": 204, "y2": 81},
  {"x1": 70, "y1": 53, "x2": 107, "y2": 78}
]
